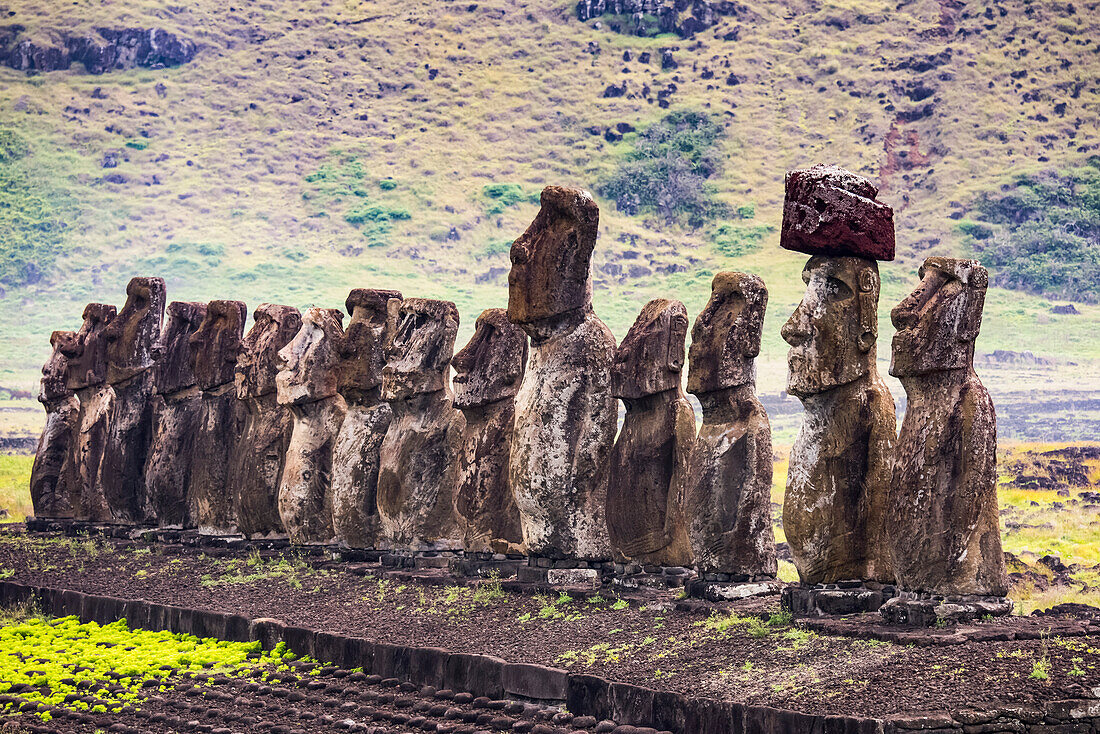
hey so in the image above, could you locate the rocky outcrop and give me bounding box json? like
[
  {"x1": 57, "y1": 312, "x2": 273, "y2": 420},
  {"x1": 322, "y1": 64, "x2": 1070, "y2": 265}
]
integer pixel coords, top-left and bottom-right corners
[
  {"x1": 574, "y1": 0, "x2": 751, "y2": 38},
  {"x1": 0, "y1": 25, "x2": 197, "y2": 74}
]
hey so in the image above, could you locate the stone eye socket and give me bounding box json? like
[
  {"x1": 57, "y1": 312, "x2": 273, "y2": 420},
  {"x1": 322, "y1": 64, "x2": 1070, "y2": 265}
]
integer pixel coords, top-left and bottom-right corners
[{"x1": 825, "y1": 277, "x2": 853, "y2": 302}]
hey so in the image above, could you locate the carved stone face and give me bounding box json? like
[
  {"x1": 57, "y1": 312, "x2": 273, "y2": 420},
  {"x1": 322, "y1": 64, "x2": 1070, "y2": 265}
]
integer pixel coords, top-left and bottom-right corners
[
  {"x1": 687, "y1": 272, "x2": 768, "y2": 395},
  {"x1": 452, "y1": 308, "x2": 528, "y2": 409},
  {"x1": 154, "y1": 301, "x2": 207, "y2": 395},
  {"x1": 237, "y1": 304, "x2": 302, "y2": 399},
  {"x1": 612, "y1": 299, "x2": 688, "y2": 400},
  {"x1": 381, "y1": 298, "x2": 459, "y2": 402},
  {"x1": 507, "y1": 186, "x2": 598, "y2": 327},
  {"x1": 276, "y1": 307, "x2": 344, "y2": 405},
  {"x1": 781, "y1": 256, "x2": 880, "y2": 398},
  {"x1": 337, "y1": 288, "x2": 402, "y2": 396},
  {"x1": 780, "y1": 164, "x2": 896, "y2": 262},
  {"x1": 40, "y1": 331, "x2": 76, "y2": 403},
  {"x1": 104, "y1": 277, "x2": 167, "y2": 384},
  {"x1": 891, "y1": 257, "x2": 988, "y2": 378},
  {"x1": 63, "y1": 303, "x2": 117, "y2": 391},
  {"x1": 189, "y1": 300, "x2": 247, "y2": 390}
]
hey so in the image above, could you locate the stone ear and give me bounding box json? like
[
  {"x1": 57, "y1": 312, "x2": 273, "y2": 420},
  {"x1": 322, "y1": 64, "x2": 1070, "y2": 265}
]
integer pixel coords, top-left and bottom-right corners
[
  {"x1": 667, "y1": 312, "x2": 688, "y2": 373},
  {"x1": 383, "y1": 298, "x2": 402, "y2": 354},
  {"x1": 857, "y1": 268, "x2": 879, "y2": 353},
  {"x1": 956, "y1": 281, "x2": 987, "y2": 344}
]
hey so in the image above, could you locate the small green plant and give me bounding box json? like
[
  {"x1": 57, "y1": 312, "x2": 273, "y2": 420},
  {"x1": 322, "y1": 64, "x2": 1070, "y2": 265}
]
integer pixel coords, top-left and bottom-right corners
[
  {"x1": 1068, "y1": 657, "x2": 1087, "y2": 677},
  {"x1": 610, "y1": 599, "x2": 629, "y2": 611},
  {"x1": 1030, "y1": 631, "x2": 1052, "y2": 682}
]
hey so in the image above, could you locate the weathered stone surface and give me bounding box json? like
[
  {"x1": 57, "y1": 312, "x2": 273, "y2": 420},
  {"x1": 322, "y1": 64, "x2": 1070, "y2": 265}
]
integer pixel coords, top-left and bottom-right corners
[
  {"x1": 377, "y1": 298, "x2": 464, "y2": 550},
  {"x1": 186, "y1": 300, "x2": 247, "y2": 534},
  {"x1": 887, "y1": 257, "x2": 1008, "y2": 596},
  {"x1": 331, "y1": 289, "x2": 401, "y2": 548},
  {"x1": 508, "y1": 186, "x2": 616, "y2": 560},
  {"x1": 30, "y1": 331, "x2": 79, "y2": 520},
  {"x1": 101, "y1": 277, "x2": 166, "y2": 523},
  {"x1": 684, "y1": 274, "x2": 776, "y2": 576},
  {"x1": 60, "y1": 304, "x2": 117, "y2": 522},
  {"x1": 780, "y1": 164, "x2": 896, "y2": 261},
  {"x1": 607, "y1": 299, "x2": 693, "y2": 567},
  {"x1": 277, "y1": 307, "x2": 346, "y2": 544},
  {"x1": 232, "y1": 304, "x2": 301, "y2": 538},
  {"x1": 782, "y1": 256, "x2": 896, "y2": 584},
  {"x1": 452, "y1": 308, "x2": 527, "y2": 554},
  {"x1": 145, "y1": 301, "x2": 206, "y2": 527}
]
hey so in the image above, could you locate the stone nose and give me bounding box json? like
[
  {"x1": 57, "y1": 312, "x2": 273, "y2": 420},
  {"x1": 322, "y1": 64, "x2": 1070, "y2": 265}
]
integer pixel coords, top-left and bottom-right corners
[{"x1": 781, "y1": 305, "x2": 810, "y2": 347}]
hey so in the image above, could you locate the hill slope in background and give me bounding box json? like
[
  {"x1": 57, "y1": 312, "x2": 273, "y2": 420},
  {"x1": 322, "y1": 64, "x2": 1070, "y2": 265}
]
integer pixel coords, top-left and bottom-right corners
[{"x1": 0, "y1": 0, "x2": 1098, "y2": 441}]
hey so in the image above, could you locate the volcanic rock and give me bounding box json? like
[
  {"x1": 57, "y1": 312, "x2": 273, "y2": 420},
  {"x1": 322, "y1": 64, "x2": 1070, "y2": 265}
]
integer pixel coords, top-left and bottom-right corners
[
  {"x1": 452, "y1": 308, "x2": 528, "y2": 554},
  {"x1": 684, "y1": 273, "x2": 776, "y2": 577},
  {"x1": 30, "y1": 331, "x2": 79, "y2": 520}
]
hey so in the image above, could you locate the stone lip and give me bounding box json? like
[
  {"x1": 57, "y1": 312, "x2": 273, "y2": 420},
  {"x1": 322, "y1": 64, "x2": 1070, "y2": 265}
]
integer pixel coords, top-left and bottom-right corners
[{"x1": 780, "y1": 164, "x2": 895, "y2": 261}]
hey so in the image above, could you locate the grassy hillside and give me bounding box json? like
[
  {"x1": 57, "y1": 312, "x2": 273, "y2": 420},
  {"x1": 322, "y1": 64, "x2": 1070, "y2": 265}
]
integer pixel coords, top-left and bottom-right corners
[{"x1": 0, "y1": 0, "x2": 1098, "y2": 439}]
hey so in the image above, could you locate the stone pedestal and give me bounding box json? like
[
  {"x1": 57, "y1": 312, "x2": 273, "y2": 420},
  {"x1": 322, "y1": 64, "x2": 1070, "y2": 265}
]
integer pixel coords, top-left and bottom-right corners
[
  {"x1": 880, "y1": 593, "x2": 1013, "y2": 627},
  {"x1": 687, "y1": 577, "x2": 782, "y2": 601},
  {"x1": 516, "y1": 556, "x2": 613, "y2": 587},
  {"x1": 611, "y1": 564, "x2": 695, "y2": 591},
  {"x1": 448, "y1": 551, "x2": 526, "y2": 578},
  {"x1": 781, "y1": 581, "x2": 897, "y2": 617}
]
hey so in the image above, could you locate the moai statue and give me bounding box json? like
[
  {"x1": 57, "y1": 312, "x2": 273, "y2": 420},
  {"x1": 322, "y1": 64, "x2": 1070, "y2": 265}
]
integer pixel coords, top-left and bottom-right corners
[
  {"x1": 29, "y1": 331, "x2": 80, "y2": 521},
  {"x1": 885, "y1": 258, "x2": 1008, "y2": 603},
  {"x1": 683, "y1": 273, "x2": 777, "y2": 584},
  {"x1": 232, "y1": 304, "x2": 302, "y2": 538},
  {"x1": 101, "y1": 276, "x2": 166, "y2": 524},
  {"x1": 276, "y1": 307, "x2": 347, "y2": 545},
  {"x1": 780, "y1": 165, "x2": 897, "y2": 590},
  {"x1": 330, "y1": 288, "x2": 401, "y2": 549},
  {"x1": 376, "y1": 298, "x2": 465, "y2": 550},
  {"x1": 606, "y1": 299, "x2": 694, "y2": 568},
  {"x1": 60, "y1": 303, "x2": 117, "y2": 522},
  {"x1": 144, "y1": 301, "x2": 207, "y2": 527},
  {"x1": 187, "y1": 300, "x2": 247, "y2": 534},
  {"x1": 452, "y1": 308, "x2": 528, "y2": 555},
  {"x1": 507, "y1": 186, "x2": 617, "y2": 560}
]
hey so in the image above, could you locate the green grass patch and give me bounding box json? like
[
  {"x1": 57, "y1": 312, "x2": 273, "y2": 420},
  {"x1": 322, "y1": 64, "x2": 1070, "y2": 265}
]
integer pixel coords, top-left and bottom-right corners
[{"x1": 0, "y1": 454, "x2": 33, "y2": 522}]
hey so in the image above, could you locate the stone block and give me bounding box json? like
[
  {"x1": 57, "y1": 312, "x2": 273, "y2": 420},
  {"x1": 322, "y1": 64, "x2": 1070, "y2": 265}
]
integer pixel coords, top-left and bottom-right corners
[
  {"x1": 502, "y1": 662, "x2": 569, "y2": 702},
  {"x1": 745, "y1": 706, "x2": 826, "y2": 734},
  {"x1": 408, "y1": 646, "x2": 449, "y2": 688},
  {"x1": 683, "y1": 697, "x2": 744, "y2": 734},
  {"x1": 372, "y1": 642, "x2": 412, "y2": 681},
  {"x1": 248, "y1": 618, "x2": 287, "y2": 650},
  {"x1": 314, "y1": 631, "x2": 348, "y2": 667},
  {"x1": 443, "y1": 652, "x2": 506, "y2": 699},
  {"x1": 608, "y1": 683, "x2": 656, "y2": 726},
  {"x1": 546, "y1": 568, "x2": 600, "y2": 586},
  {"x1": 567, "y1": 674, "x2": 610, "y2": 721},
  {"x1": 282, "y1": 626, "x2": 317, "y2": 659}
]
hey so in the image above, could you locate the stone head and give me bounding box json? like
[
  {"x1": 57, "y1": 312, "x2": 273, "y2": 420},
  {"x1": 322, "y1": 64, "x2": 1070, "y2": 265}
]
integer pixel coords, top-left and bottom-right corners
[
  {"x1": 612, "y1": 299, "x2": 689, "y2": 400},
  {"x1": 891, "y1": 257, "x2": 988, "y2": 378},
  {"x1": 507, "y1": 185, "x2": 598, "y2": 329},
  {"x1": 452, "y1": 308, "x2": 528, "y2": 409},
  {"x1": 780, "y1": 164, "x2": 895, "y2": 261},
  {"x1": 40, "y1": 331, "x2": 76, "y2": 403},
  {"x1": 237, "y1": 304, "x2": 303, "y2": 399},
  {"x1": 189, "y1": 300, "x2": 247, "y2": 391},
  {"x1": 276, "y1": 307, "x2": 345, "y2": 405},
  {"x1": 63, "y1": 303, "x2": 117, "y2": 391},
  {"x1": 153, "y1": 301, "x2": 207, "y2": 395},
  {"x1": 337, "y1": 288, "x2": 403, "y2": 397},
  {"x1": 381, "y1": 298, "x2": 459, "y2": 402},
  {"x1": 781, "y1": 256, "x2": 880, "y2": 397},
  {"x1": 103, "y1": 276, "x2": 167, "y2": 384},
  {"x1": 687, "y1": 272, "x2": 768, "y2": 395}
]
